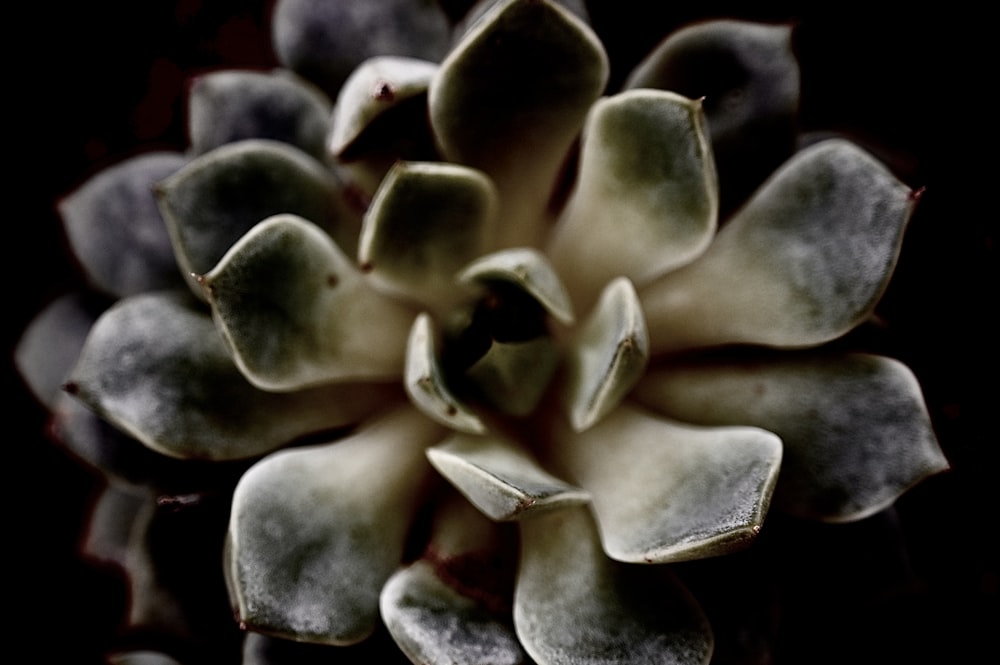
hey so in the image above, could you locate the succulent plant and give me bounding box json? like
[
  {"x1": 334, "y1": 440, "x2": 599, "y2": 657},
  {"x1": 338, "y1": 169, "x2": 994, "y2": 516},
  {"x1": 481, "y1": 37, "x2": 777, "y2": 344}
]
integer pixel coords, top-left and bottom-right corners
[{"x1": 15, "y1": 1, "x2": 956, "y2": 663}]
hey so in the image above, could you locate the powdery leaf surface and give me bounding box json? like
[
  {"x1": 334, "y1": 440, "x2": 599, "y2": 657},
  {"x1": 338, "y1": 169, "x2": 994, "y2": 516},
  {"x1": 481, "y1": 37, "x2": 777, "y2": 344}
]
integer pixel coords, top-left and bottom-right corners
[
  {"x1": 67, "y1": 291, "x2": 394, "y2": 460},
  {"x1": 228, "y1": 406, "x2": 443, "y2": 644},
  {"x1": 635, "y1": 352, "x2": 949, "y2": 520},
  {"x1": 641, "y1": 139, "x2": 917, "y2": 353},
  {"x1": 515, "y1": 505, "x2": 713, "y2": 664}
]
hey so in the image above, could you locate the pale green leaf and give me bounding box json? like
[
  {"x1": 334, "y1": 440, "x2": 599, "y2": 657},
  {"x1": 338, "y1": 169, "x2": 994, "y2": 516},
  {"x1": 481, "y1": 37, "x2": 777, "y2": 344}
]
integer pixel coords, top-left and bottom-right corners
[
  {"x1": 60, "y1": 152, "x2": 187, "y2": 297},
  {"x1": 359, "y1": 162, "x2": 498, "y2": 309},
  {"x1": 549, "y1": 90, "x2": 717, "y2": 310},
  {"x1": 427, "y1": 432, "x2": 588, "y2": 521},
  {"x1": 634, "y1": 353, "x2": 949, "y2": 521},
  {"x1": 515, "y1": 505, "x2": 713, "y2": 664},
  {"x1": 228, "y1": 406, "x2": 443, "y2": 644},
  {"x1": 157, "y1": 140, "x2": 353, "y2": 297},
  {"x1": 272, "y1": 0, "x2": 450, "y2": 96},
  {"x1": 381, "y1": 495, "x2": 525, "y2": 664},
  {"x1": 203, "y1": 214, "x2": 416, "y2": 390},
  {"x1": 465, "y1": 336, "x2": 560, "y2": 416},
  {"x1": 562, "y1": 278, "x2": 649, "y2": 432},
  {"x1": 188, "y1": 69, "x2": 331, "y2": 159},
  {"x1": 429, "y1": 0, "x2": 609, "y2": 249},
  {"x1": 625, "y1": 20, "x2": 799, "y2": 215},
  {"x1": 329, "y1": 56, "x2": 439, "y2": 202},
  {"x1": 546, "y1": 403, "x2": 781, "y2": 563},
  {"x1": 405, "y1": 313, "x2": 487, "y2": 434},
  {"x1": 458, "y1": 248, "x2": 575, "y2": 325},
  {"x1": 329, "y1": 56, "x2": 437, "y2": 157},
  {"x1": 67, "y1": 291, "x2": 395, "y2": 460},
  {"x1": 641, "y1": 139, "x2": 917, "y2": 353}
]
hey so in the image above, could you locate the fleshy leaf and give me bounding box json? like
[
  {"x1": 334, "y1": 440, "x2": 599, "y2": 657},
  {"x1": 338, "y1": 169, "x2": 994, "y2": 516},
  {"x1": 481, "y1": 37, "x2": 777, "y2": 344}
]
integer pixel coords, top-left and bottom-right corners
[
  {"x1": 188, "y1": 69, "x2": 331, "y2": 160},
  {"x1": 562, "y1": 278, "x2": 649, "y2": 432},
  {"x1": 67, "y1": 291, "x2": 394, "y2": 460},
  {"x1": 458, "y1": 248, "x2": 574, "y2": 325},
  {"x1": 272, "y1": 0, "x2": 451, "y2": 97},
  {"x1": 51, "y1": 392, "x2": 248, "y2": 490},
  {"x1": 546, "y1": 403, "x2": 781, "y2": 563},
  {"x1": 427, "y1": 432, "x2": 588, "y2": 521},
  {"x1": 634, "y1": 353, "x2": 949, "y2": 521},
  {"x1": 381, "y1": 495, "x2": 525, "y2": 664},
  {"x1": 549, "y1": 90, "x2": 717, "y2": 310},
  {"x1": 359, "y1": 162, "x2": 498, "y2": 309},
  {"x1": 405, "y1": 313, "x2": 487, "y2": 434},
  {"x1": 466, "y1": 337, "x2": 560, "y2": 416},
  {"x1": 203, "y1": 214, "x2": 416, "y2": 390},
  {"x1": 429, "y1": 0, "x2": 609, "y2": 249},
  {"x1": 156, "y1": 140, "x2": 352, "y2": 297},
  {"x1": 641, "y1": 139, "x2": 917, "y2": 353},
  {"x1": 329, "y1": 56, "x2": 437, "y2": 158},
  {"x1": 330, "y1": 56, "x2": 440, "y2": 202},
  {"x1": 625, "y1": 20, "x2": 799, "y2": 216},
  {"x1": 108, "y1": 652, "x2": 185, "y2": 665},
  {"x1": 82, "y1": 482, "x2": 145, "y2": 569},
  {"x1": 227, "y1": 406, "x2": 443, "y2": 644},
  {"x1": 60, "y1": 152, "x2": 187, "y2": 297},
  {"x1": 515, "y1": 505, "x2": 713, "y2": 664},
  {"x1": 15, "y1": 293, "x2": 100, "y2": 409}
]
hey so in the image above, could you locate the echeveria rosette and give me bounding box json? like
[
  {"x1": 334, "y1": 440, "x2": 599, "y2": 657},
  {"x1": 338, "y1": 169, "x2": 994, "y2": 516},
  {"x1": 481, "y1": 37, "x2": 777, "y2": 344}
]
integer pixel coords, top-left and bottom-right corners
[{"x1": 15, "y1": 1, "x2": 950, "y2": 663}]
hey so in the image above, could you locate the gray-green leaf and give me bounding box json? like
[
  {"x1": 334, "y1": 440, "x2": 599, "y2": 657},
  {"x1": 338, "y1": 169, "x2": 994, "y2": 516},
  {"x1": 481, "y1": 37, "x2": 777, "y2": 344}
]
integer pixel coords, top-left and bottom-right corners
[
  {"x1": 67, "y1": 291, "x2": 395, "y2": 460},
  {"x1": 429, "y1": 0, "x2": 609, "y2": 249},
  {"x1": 227, "y1": 406, "x2": 443, "y2": 644},
  {"x1": 546, "y1": 403, "x2": 781, "y2": 563},
  {"x1": 204, "y1": 214, "x2": 416, "y2": 390},
  {"x1": 634, "y1": 353, "x2": 949, "y2": 521},
  {"x1": 515, "y1": 505, "x2": 713, "y2": 664},
  {"x1": 427, "y1": 432, "x2": 588, "y2": 521},
  {"x1": 60, "y1": 152, "x2": 187, "y2": 297},
  {"x1": 641, "y1": 139, "x2": 917, "y2": 353},
  {"x1": 188, "y1": 69, "x2": 331, "y2": 160},
  {"x1": 157, "y1": 140, "x2": 353, "y2": 297},
  {"x1": 549, "y1": 90, "x2": 717, "y2": 310}
]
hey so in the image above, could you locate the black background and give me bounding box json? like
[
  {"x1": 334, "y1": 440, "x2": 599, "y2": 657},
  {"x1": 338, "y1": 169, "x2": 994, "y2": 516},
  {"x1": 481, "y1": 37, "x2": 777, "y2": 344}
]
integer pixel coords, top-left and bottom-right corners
[{"x1": 10, "y1": 1, "x2": 994, "y2": 663}]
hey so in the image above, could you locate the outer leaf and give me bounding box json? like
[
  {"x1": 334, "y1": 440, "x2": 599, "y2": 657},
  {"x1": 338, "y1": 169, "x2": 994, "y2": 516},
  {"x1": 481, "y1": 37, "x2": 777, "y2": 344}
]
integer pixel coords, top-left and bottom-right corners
[
  {"x1": 359, "y1": 162, "x2": 498, "y2": 309},
  {"x1": 51, "y1": 392, "x2": 248, "y2": 491},
  {"x1": 634, "y1": 353, "x2": 949, "y2": 521},
  {"x1": 108, "y1": 652, "x2": 184, "y2": 665},
  {"x1": 203, "y1": 214, "x2": 416, "y2": 390},
  {"x1": 67, "y1": 291, "x2": 394, "y2": 460},
  {"x1": 188, "y1": 69, "x2": 331, "y2": 160},
  {"x1": 60, "y1": 152, "x2": 187, "y2": 297},
  {"x1": 405, "y1": 313, "x2": 488, "y2": 434},
  {"x1": 549, "y1": 90, "x2": 717, "y2": 309},
  {"x1": 515, "y1": 505, "x2": 713, "y2": 665},
  {"x1": 15, "y1": 293, "x2": 100, "y2": 410},
  {"x1": 227, "y1": 406, "x2": 443, "y2": 644},
  {"x1": 562, "y1": 278, "x2": 649, "y2": 432},
  {"x1": 272, "y1": 0, "x2": 450, "y2": 97},
  {"x1": 82, "y1": 482, "x2": 145, "y2": 569},
  {"x1": 625, "y1": 20, "x2": 799, "y2": 216},
  {"x1": 429, "y1": 0, "x2": 609, "y2": 249},
  {"x1": 381, "y1": 495, "x2": 525, "y2": 664},
  {"x1": 641, "y1": 139, "x2": 917, "y2": 353},
  {"x1": 546, "y1": 403, "x2": 781, "y2": 563},
  {"x1": 427, "y1": 432, "x2": 588, "y2": 521},
  {"x1": 156, "y1": 140, "x2": 352, "y2": 297}
]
